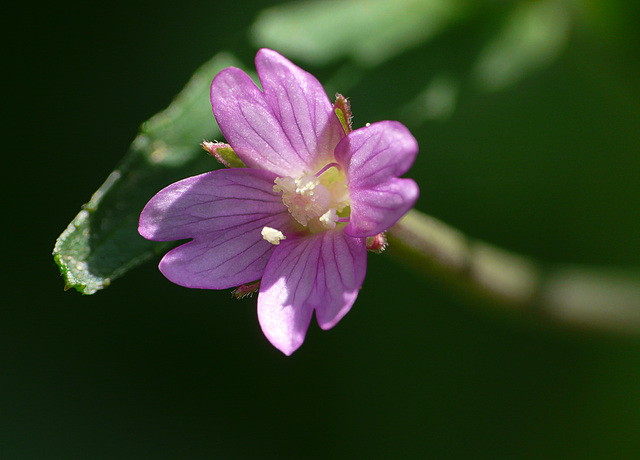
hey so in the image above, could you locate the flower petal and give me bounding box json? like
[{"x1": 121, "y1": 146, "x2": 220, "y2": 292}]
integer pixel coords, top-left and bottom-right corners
[
  {"x1": 139, "y1": 168, "x2": 285, "y2": 241},
  {"x1": 158, "y1": 222, "x2": 287, "y2": 290},
  {"x1": 347, "y1": 178, "x2": 419, "y2": 237},
  {"x1": 139, "y1": 168, "x2": 292, "y2": 289},
  {"x1": 257, "y1": 230, "x2": 367, "y2": 355},
  {"x1": 334, "y1": 121, "x2": 419, "y2": 237},
  {"x1": 255, "y1": 48, "x2": 345, "y2": 170},
  {"x1": 210, "y1": 67, "x2": 308, "y2": 176},
  {"x1": 335, "y1": 120, "x2": 418, "y2": 188}
]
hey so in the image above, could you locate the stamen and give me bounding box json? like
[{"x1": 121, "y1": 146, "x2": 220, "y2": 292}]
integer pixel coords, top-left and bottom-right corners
[{"x1": 261, "y1": 227, "x2": 286, "y2": 245}]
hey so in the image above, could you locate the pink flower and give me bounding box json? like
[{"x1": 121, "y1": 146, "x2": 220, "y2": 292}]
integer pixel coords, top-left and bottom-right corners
[{"x1": 139, "y1": 49, "x2": 419, "y2": 355}]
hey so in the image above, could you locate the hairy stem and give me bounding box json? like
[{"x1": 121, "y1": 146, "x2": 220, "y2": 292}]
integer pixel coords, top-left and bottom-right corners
[{"x1": 388, "y1": 210, "x2": 640, "y2": 332}]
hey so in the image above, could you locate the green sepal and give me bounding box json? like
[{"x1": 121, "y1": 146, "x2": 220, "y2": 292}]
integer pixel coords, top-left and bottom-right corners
[
  {"x1": 333, "y1": 93, "x2": 352, "y2": 135},
  {"x1": 202, "y1": 141, "x2": 246, "y2": 168}
]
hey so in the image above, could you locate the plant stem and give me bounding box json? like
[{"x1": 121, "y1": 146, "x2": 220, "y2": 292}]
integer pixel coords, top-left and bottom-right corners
[{"x1": 388, "y1": 210, "x2": 640, "y2": 332}]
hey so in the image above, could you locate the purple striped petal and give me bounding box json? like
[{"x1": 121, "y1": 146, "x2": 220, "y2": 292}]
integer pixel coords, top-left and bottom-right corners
[
  {"x1": 334, "y1": 121, "x2": 419, "y2": 237},
  {"x1": 336, "y1": 121, "x2": 418, "y2": 188},
  {"x1": 257, "y1": 230, "x2": 367, "y2": 355},
  {"x1": 210, "y1": 49, "x2": 344, "y2": 177},
  {"x1": 158, "y1": 224, "x2": 287, "y2": 290},
  {"x1": 255, "y1": 48, "x2": 345, "y2": 170},
  {"x1": 139, "y1": 168, "x2": 285, "y2": 241},
  {"x1": 139, "y1": 168, "x2": 292, "y2": 289},
  {"x1": 348, "y1": 178, "x2": 419, "y2": 237},
  {"x1": 210, "y1": 68, "x2": 306, "y2": 176}
]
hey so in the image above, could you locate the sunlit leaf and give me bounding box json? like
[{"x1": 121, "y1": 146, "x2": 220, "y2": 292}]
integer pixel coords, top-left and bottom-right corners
[{"x1": 53, "y1": 52, "x2": 243, "y2": 294}]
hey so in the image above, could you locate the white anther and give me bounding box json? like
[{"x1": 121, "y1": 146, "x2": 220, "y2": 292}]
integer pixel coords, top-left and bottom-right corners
[{"x1": 261, "y1": 227, "x2": 286, "y2": 245}]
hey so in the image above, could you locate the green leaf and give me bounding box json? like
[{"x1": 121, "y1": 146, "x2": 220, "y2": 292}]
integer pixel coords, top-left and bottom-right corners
[{"x1": 53, "y1": 52, "x2": 244, "y2": 294}]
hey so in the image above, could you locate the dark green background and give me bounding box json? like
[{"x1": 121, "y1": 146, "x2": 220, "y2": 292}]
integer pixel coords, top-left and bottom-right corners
[{"x1": 5, "y1": 1, "x2": 640, "y2": 458}]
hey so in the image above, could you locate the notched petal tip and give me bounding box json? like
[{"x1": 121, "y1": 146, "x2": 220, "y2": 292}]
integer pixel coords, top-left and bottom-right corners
[
  {"x1": 257, "y1": 231, "x2": 367, "y2": 354},
  {"x1": 158, "y1": 235, "x2": 276, "y2": 291},
  {"x1": 210, "y1": 58, "x2": 317, "y2": 176},
  {"x1": 254, "y1": 47, "x2": 346, "y2": 172}
]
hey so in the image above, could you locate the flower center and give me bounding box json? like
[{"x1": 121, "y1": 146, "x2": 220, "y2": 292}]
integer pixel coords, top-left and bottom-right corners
[{"x1": 273, "y1": 163, "x2": 349, "y2": 232}]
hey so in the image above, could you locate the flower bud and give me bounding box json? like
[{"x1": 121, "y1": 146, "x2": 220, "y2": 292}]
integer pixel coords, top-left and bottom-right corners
[
  {"x1": 232, "y1": 281, "x2": 261, "y2": 299},
  {"x1": 366, "y1": 232, "x2": 388, "y2": 253}
]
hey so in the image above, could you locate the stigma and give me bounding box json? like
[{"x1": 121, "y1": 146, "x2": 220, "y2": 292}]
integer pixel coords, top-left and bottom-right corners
[{"x1": 273, "y1": 163, "x2": 349, "y2": 232}]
